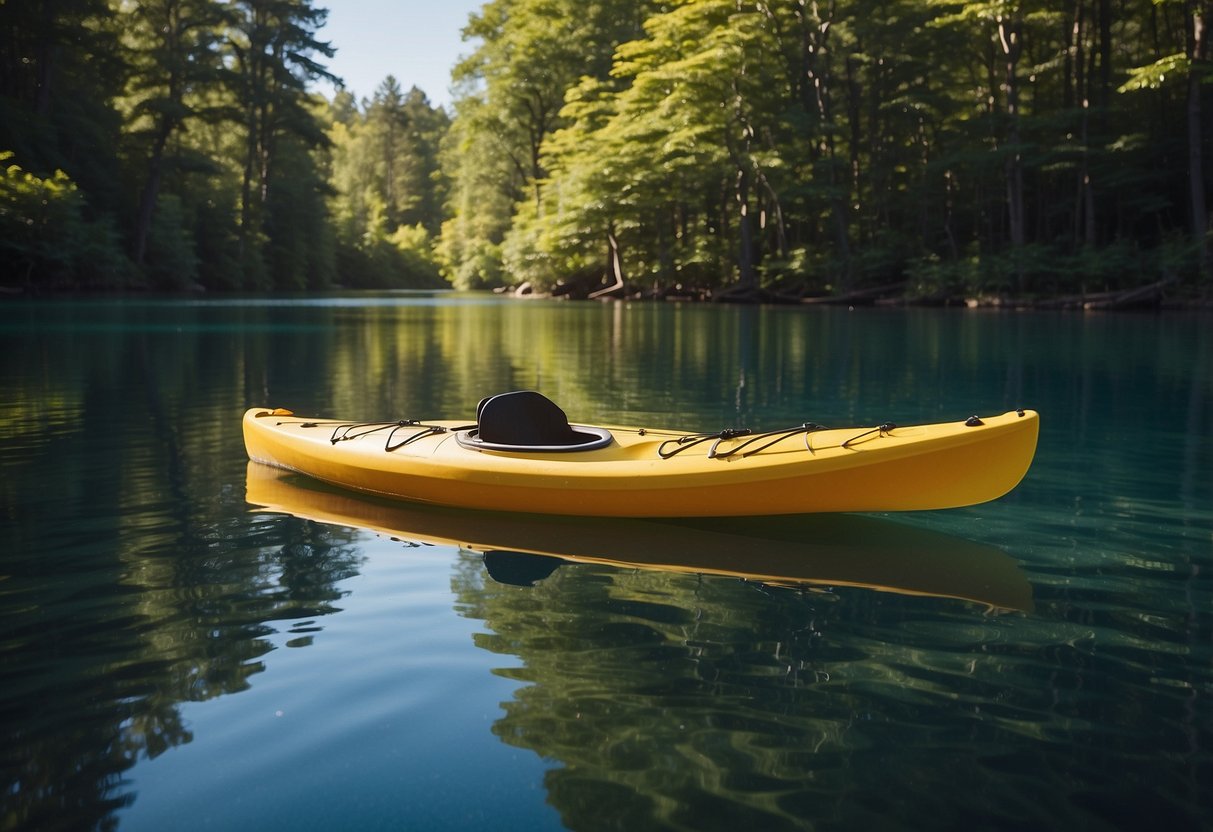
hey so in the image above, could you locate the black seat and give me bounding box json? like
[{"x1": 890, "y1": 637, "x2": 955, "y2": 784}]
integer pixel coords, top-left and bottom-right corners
[
  {"x1": 459, "y1": 390, "x2": 614, "y2": 452},
  {"x1": 476, "y1": 390, "x2": 585, "y2": 446}
]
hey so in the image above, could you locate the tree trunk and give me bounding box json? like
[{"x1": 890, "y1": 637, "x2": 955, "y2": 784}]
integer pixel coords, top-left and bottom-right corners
[
  {"x1": 133, "y1": 128, "x2": 172, "y2": 265},
  {"x1": 33, "y1": 0, "x2": 54, "y2": 116},
  {"x1": 845, "y1": 48, "x2": 863, "y2": 234},
  {"x1": 1188, "y1": 2, "x2": 1211, "y2": 277},
  {"x1": 737, "y1": 167, "x2": 755, "y2": 288},
  {"x1": 241, "y1": 112, "x2": 256, "y2": 235},
  {"x1": 589, "y1": 229, "x2": 625, "y2": 299},
  {"x1": 998, "y1": 14, "x2": 1026, "y2": 289},
  {"x1": 1071, "y1": 0, "x2": 1096, "y2": 248},
  {"x1": 795, "y1": 0, "x2": 849, "y2": 287}
]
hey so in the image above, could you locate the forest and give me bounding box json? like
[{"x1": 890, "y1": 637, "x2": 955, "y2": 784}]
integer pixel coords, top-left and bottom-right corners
[{"x1": 2, "y1": 0, "x2": 1211, "y2": 303}]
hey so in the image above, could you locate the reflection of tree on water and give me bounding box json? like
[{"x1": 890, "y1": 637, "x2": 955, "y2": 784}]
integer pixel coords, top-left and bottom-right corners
[
  {"x1": 0, "y1": 515, "x2": 363, "y2": 832},
  {"x1": 2, "y1": 316, "x2": 378, "y2": 831},
  {"x1": 453, "y1": 551, "x2": 1092, "y2": 831},
  {"x1": 453, "y1": 555, "x2": 876, "y2": 831}
]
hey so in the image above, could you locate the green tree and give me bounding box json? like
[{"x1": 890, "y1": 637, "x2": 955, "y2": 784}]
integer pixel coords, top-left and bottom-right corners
[
  {"x1": 0, "y1": 0, "x2": 119, "y2": 137},
  {"x1": 325, "y1": 77, "x2": 449, "y2": 288},
  {"x1": 121, "y1": 0, "x2": 229, "y2": 268},
  {"x1": 1121, "y1": 0, "x2": 1213, "y2": 278},
  {"x1": 927, "y1": 1, "x2": 1066, "y2": 290},
  {"x1": 0, "y1": 0, "x2": 1207, "y2": 297},
  {"x1": 360, "y1": 78, "x2": 448, "y2": 235},
  {"x1": 265, "y1": 130, "x2": 337, "y2": 289},
  {"x1": 0, "y1": 0, "x2": 128, "y2": 287},
  {"x1": 0, "y1": 154, "x2": 127, "y2": 288},
  {"x1": 443, "y1": 0, "x2": 653, "y2": 288},
  {"x1": 506, "y1": 0, "x2": 797, "y2": 294},
  {"x1": 438, "y1": 94, "x2": 522, "y2": 289},
  {"x1": 228, "y1": 0, "x2": 336, "y2": 287}
]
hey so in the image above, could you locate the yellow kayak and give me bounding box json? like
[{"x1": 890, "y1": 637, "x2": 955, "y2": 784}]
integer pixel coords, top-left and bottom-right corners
[
  {"x1": 245, "y1": 463, "x2": 1034, "y2": 611},
  {"x1": 243, "y1": 390, "x2": 1038, "y2": 517}
]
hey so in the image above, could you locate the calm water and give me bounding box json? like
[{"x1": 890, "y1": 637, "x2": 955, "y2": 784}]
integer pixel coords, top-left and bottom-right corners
[{"x1": 1, "y1": 294, "x2": 1210, "y2": 831}]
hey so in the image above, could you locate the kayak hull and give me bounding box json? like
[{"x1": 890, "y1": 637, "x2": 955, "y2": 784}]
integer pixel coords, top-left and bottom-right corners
[{"x1": 242, "y1": 407, "x2": 1039, "y2": 517}]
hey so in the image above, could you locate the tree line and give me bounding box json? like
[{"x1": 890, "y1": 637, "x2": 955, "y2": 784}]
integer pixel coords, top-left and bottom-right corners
[
  {"x1": 1, "y1": 0, "x2": 447, "y2": 292},
  {"x1": 3, "y1": 0, "x2": 1212, "y2": 301}
]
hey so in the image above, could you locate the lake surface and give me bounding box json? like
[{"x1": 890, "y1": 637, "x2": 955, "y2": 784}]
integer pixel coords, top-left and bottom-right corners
[{"x1": 1, "y1": 294, "x2": 1210, "y2": 831}]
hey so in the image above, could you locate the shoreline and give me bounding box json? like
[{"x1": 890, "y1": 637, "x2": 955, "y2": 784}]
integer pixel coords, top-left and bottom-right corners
[
  {"x1": 503, "y1": 278, "x2": 1213, "y2": 312},
  {"x1": 4, "y1": 283, "x2": 1211, "y2": 312}
]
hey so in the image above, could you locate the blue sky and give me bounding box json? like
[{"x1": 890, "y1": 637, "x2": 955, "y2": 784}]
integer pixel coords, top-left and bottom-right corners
[{"x1": 314, "y1": 0, "x2": 485, "y2": 109}]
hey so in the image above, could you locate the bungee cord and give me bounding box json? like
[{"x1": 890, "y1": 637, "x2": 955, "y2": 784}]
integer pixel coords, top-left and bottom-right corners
[{"x1": 274, "y1": 415, "x2": 901, "y2": 459}]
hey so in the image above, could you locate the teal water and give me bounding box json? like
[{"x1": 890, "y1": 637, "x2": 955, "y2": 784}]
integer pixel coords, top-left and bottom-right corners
[{"x1": 1, "y1": 295, "x2": 1210, "y2": 831}]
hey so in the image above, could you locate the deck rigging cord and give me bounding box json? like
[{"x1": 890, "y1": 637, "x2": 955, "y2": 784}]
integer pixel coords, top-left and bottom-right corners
[
  {"x1": 657, "y1": 428, "x2": 751, "y2": 459},
  {"x1": 712, "y1": 423, "x2": 829, "y2": 458},
  {"x1": 270, "y1": 419, "x2": 474, "y2": 452},
  {"x1": 277, "y1": 415, "x2": 900, "y2": 458},
  {"x1": 840, "y1": 423, "x2": 898, "y2": 448},
  {"x1": 659, "y1": 421, "x2": 898, "y2": 459}
]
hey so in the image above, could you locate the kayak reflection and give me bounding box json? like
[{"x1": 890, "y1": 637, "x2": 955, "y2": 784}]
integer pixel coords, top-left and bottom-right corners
[{"x1": 245, "y1": 463, "x2": 1032, "y2": 611}]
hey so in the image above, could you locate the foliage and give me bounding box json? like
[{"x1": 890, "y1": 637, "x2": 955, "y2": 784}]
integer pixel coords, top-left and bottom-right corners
[
  {"x1": 445, "y1": 0, "x2": 1213, "y2": 298},
  {"x1": 441, "y1": 0, "x2": 658, "y2": 291},
  {"x1": 145, "y1": 193, "x2": 200, "y2": 289},
  {"x1": 2, "y1": 0, "x2": 1211, "y2": 298},
  {"x1": 324, "y1": 79, "x2": 450, "y2": 288},
  {"x1": 336, "y1": 223, "x2": 446, "y2": 289},
  {"x1": 0, "y1": 0, "x2": 344, "y2": 291},
  {"x1": 0, "y1": 154, "x2": 129, "y2": 288}
]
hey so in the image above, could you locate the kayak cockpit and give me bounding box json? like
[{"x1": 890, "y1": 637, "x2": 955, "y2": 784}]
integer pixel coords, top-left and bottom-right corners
[{"x1": 455, "y1": 390, "x2": 614, "y2": 453}]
